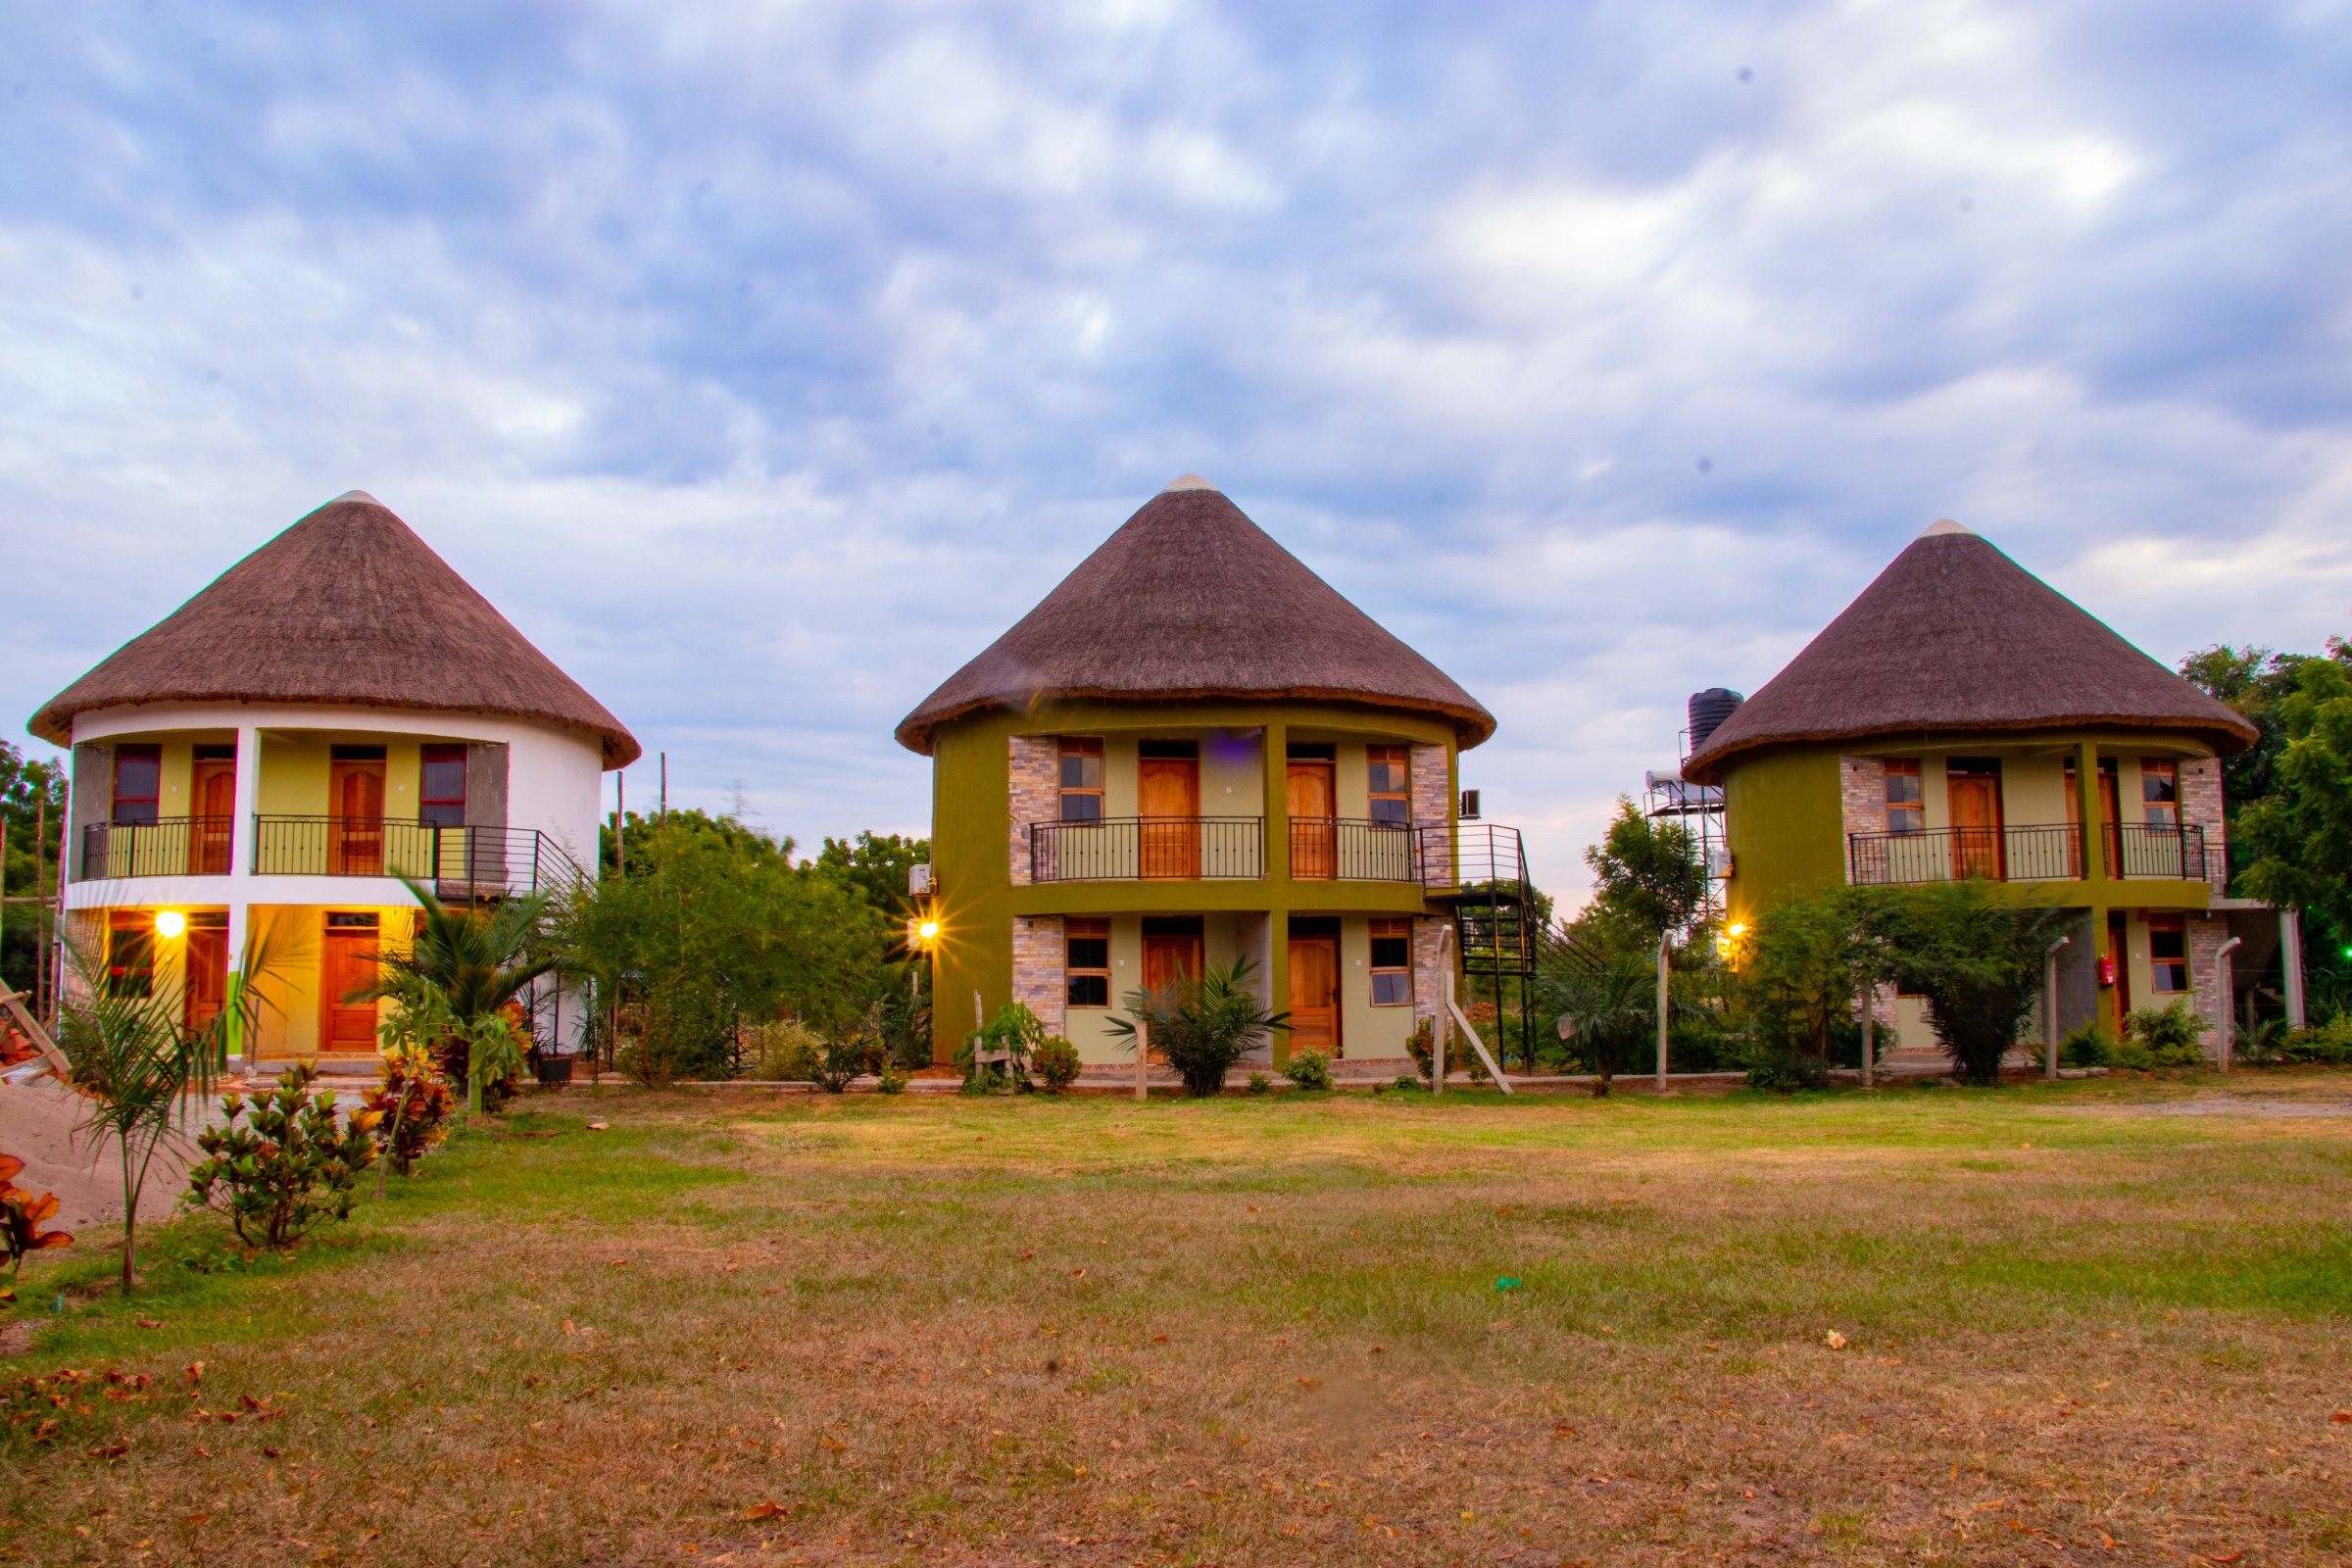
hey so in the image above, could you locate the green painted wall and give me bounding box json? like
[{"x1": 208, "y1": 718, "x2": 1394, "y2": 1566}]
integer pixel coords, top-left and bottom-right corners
[
  {"x1": 1721, "y1": 749, "x2": 1844, "y2": 921},
  {"x1": 923, "y1": 698, "x2": 1464, "y2": 1062}
]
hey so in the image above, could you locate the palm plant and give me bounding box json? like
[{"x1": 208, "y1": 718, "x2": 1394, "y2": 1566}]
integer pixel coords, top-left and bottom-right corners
[
  {"x1": 359, "y1": 879, "x2": 559, "y2": 1113},
  {"x1": 1108, "y1": 958, "x2": 1289, "y2": 1099},
  {"x1": 1540, "y1": 950, "x2": 1673, "y2": 1098},
  {"x1": 57, "y1": 920, "x2": 294, "y2": 1293}
]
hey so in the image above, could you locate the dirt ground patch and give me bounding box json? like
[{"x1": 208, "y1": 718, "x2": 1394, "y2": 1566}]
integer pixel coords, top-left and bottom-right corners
[
  {"x1": 5, "y1": 1072, "x2": 2351, "y2": 1566},
  {"x1": 0, "y1": 1075, "x2": 196, "y2": 1235}
]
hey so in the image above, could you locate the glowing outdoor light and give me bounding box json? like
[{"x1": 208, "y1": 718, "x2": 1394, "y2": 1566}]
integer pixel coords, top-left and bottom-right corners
[
  {"x1": 918, "y1": 919, "x2": 941, "y2": 944},
  {"x1": 1726, "y1": 921, "x2": 1748, "y2": 940},
  {"x1": 153, "y1": 909, "x2": 187, "y2": 940}
]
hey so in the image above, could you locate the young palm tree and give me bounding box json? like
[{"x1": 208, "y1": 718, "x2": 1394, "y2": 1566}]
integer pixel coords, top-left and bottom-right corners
[
  {"x1": 1107, "y1": 958, "x2": 1289, "y2": 1099},
  {"x1": 359, "y1": 879, "x2": 560, "y2": 1113},
  {"x1": 1540, "y1": 951, "x2": 1669, "y2": 1099},
  {"x1": 58, "y1": 921, "x2": 293, "y2": 1293}
]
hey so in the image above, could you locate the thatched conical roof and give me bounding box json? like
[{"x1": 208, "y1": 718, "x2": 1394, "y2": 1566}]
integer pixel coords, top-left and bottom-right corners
[
  {"x1": 896, "y1": 478, "x2": 1494, "y2": 754},
  {"x1": 29, "y1": 492, "x2": 640, "y2": 766},
  {"x1": 1683, "y1": 520, "x2": 2255, "y2": 783}
]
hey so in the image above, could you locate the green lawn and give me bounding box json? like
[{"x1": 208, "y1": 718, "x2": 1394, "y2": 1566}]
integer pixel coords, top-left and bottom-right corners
[{"x1": 6, "y1": 1071, "x2": 2351, "y2": 1566}]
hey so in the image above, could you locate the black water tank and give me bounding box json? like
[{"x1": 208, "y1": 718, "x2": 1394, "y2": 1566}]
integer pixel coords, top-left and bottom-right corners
[{"x1": 1688, "y1": 688, "x2": 1745, "y2": 751}]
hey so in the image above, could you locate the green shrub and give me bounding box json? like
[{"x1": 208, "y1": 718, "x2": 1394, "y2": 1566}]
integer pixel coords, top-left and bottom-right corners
[
  {"x1": 1031, "y1": 1035, "x2": 1082, "y2": 1094},
  {"x1": 2281, "y1": 1014, "x2": 2352, "y2": 1064},
  {"x1": 1108, "y1": 959, "x2": 1289, "y2": 1099},
  {"x1": 875, "y1": 1065, "x2": 908, "y2": 1095},
  {"x1": 2118, "y1": 1003, "x2": 2212, "y2": 1069},
  {"x1": 1739, "y1": 1044, "x2": 1829, "y2": 1093},
  {"x1": 960, "y1": 1002, "x2": 1044, "y2": 1094},
  {"x1": 1392, "y1": 1075, "x2": 1423, "y2": 1094},
  {"x1": 810, "y1": 1034, "x2": 881, "y2": 1093},
  {"x1": 1246, "y1": 1073, "x2": 1271, "y2": 1097},
  {"x1": 360, "y1": 1042, "x2": 456, "y2": 1179},
  {"x1": 1283, "y1": 1049, "x2": 1334, "y2": 1093},
  {"x1": 1405, "y1": 1015, "x2": 1486, "y2": 1085},
  {"x1": 742, "y1": 1018, "x2": 825, "y2": 1082},
  {"x1": 184, "y1": 1064, "x2": 378, "y2": 1250},
  {"x1": 2058, "y1": 1022, "x2": 2115, "y2": 1069}
]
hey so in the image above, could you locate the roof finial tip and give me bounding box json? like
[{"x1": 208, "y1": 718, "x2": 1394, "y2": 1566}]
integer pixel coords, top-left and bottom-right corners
[
  {"x1": 332, "y1": 489, "x2": 383, "y2": 507},
  {"x1": 1921, "y1": 517, "x2": 1974, "y2": 538},
  {"x1": 1160, "y1": 473, "x2": 1218, "y2": 493}
]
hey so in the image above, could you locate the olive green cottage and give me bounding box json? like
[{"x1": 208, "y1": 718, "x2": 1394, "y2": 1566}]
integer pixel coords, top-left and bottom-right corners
[
  {"x1": 896, "y1": 476, "x2": 1496, "y2": 1070},
  {"x1": 1683, "y1": 519, "x2": 2298, "y2": 1056}
]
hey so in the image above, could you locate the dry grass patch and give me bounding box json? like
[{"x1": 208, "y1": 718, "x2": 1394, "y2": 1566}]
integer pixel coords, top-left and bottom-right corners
[{"x1": 5, "y1": 1072, "x2": 2351, "y2": 1565}]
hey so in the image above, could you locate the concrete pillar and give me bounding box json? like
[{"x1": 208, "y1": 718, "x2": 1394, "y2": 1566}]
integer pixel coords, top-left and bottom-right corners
[
  {"x1": 1260, "y1": 720, "x2": 1289, "y2": 1056},
  {"x1": 2280, "y1": 908, "x2": 2306, "y2": 1028},
  {"x1": 226, "y1": 723, "x2": 260, "y2": 1067}
]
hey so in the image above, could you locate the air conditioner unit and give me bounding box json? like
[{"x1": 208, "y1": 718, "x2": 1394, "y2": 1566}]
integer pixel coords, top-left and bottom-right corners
[
  {"x1": 1706, "y1": 847, "x2": 1734, "y2": 880},
  {"x1": 908, "y1": 863, "x2": 933, "y2": 897}
]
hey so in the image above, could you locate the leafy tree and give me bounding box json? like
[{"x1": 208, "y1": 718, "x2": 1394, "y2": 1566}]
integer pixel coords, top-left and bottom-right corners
[
  {"x1": 2235, "y1": 646, "x2": 2352, "y2": 950},
  {"x1": 2180, "y1": 643, "x2": 2324, "y2": 828},
  {"x1": 1737, "y1": 885, "x2": 1886, "y2": 1065},
  {"x1": 362, "y1": 879, "x2": 558, "y2": 1113},
  {"x1": 1109, "y1": 958, "x2": 1290, "y2": 1098},
  {"x1": 812, "y1": 831, "x2": 930, "y2": 926},
  {"x1": 1579, "y1": 798, "x2": 1706, "y2": 953},
  {"x1": 1859, "y1": 882, "x2": 2068, "y2": 1086},
  {"x1": 1541, "y1": 949, "x2": 1676, "y2": 1097},
  {"x1": 557, "y1": 814, "x2": 890, "y2": 1084},
  {"x1": 1, "y1": 739, "x2": 67, "y2": 999}
]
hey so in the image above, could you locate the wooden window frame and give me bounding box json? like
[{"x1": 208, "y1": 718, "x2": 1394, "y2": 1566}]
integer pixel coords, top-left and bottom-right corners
[
  {"x1": 2147, "y1": 915, "x2": 2189, "y2": 994},
  {"x1": 1065, "y1": 917, "x2": 1110, "y2": 1009},
  {"x1": 2140, "y1": 760, "x2": 2180, "y2": 832},
  {"x1": 106, "y1": 911, "x2": 155, "y2": 998},
  {"x1": 1884, "y1": 759, "x2": 1924, "y2": 836},
  {"x1": 112, "y1": 744, "x2": 163, "y2": 827},
  {"x1": 1367, "y1": 746, "x2": 1411, "y2": 828},
  {"x1": 419, "y1": 744, "x2": 468, "y2": 830},
  {"x1": 1369, "y1": 917, "x2": 1413, "y2": 1006},
  {"x1": 1058, "y1": 738, "x2": 1103, "y2": 824}
]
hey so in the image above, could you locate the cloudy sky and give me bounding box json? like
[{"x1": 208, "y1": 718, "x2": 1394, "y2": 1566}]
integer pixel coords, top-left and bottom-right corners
[{"x1": 5, "y1": 1, "x2": 2349, "y2": 900}]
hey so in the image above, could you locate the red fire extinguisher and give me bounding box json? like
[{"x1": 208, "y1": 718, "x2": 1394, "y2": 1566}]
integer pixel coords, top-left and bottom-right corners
[{"x1": 2097, "y1": 955, "x2": 2117, "y2": 987}]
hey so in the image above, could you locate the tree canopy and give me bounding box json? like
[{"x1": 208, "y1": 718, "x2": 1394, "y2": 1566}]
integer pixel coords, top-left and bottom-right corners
[
  {"x1": 1572, "y1": 797, "x2": 1707, "y2": 954},
  {"x1": 1, "y1": 739, "x2": 67, "y2": 997}
]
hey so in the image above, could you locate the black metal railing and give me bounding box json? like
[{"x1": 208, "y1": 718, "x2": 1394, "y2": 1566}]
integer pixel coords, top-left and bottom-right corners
[
  {"x1": 1028, "y1": 816, "x2": 1264, "y2": 882},
  {"x1": 1848, "y1": 824, "x2": 2083, "y2": 885},
  {"x1": 252, "y1": 816, "x2": 568, "y2": 895},
  {"x1": 76, "y1": 815, "x2": 237, "y2": 880},
  {"x1": 2105, "y1": 822, "x2": 2207, "y2": 881},
  {"x1": 1287, "y1": 817, "x2": 1419, "y2": 881}
]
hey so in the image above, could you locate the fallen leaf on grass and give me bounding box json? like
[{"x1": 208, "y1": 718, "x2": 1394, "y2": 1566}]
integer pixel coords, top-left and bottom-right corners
[
  {"x1": 1069, "y1": 1268, "x2": 1086, "y2": 1279},
  {"x1": 738, "y1": 1501, "x2": 790, "y2": 1522},
  {"x1": 2331, "y1": 1412, "x2": 2352, "y2": 1424},
  {"x1": 183, "y1": 1362, "x2": 204, "y2": 1391},
  {"x1": 86, "y1": 1443, "x2": 127, "y2": 1459},
  {"x1": 135, "y1": 1318, "x2": 164, "y2": 1330},
  {"x1": 1823, "y1": 1331, "x2": 1848, "y2": 1350},
  {"x1": 586, "y1": 1122, "x2": 610, "y2": 1131}
]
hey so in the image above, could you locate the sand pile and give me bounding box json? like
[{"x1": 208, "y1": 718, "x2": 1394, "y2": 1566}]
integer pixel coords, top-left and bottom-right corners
[{"x1": 0, "y1": 1074, "x2": 197, "y2": 1237}]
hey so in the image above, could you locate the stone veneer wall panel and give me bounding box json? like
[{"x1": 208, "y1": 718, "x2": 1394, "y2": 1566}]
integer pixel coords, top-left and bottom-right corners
[
  {"x1": 1412, "y1": 914, "x2": 1449, "y2": 1042},
  {"x1": 1007, "y1": 735, "x2": 1059, "y2": 887},
  {"x1": 2186, "y1": 912, "x2": 2230, "y2": 1054},
  {"x1": 2181, "y1": 756, "x2": 2226, "y2": 893},
  {"x1": 1011, "y1": 914, "x2": 1066, "y2": 1038},
  {"x1": 1838, "y1": 756, "x2": 1889, "y2": 885}
]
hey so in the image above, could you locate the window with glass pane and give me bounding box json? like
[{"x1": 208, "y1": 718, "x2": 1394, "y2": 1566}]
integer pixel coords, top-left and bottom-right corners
[
  {"x1": 106, "y1": 915, "x2": 154, "y2": 998},
  {"x1": 1058, "y1": 739, "x2": 1103, "y2": 823},
  {"x1": 1370, "y1": 918, "x2": 1413, "y2": 1004},
  {"x1": 1367, "y1": 745, "x2": 1410, "y2": 827},
  {"x1": 420, "y1": 745, "x2": 468, "y2": 829},
  {"x1": 1884, "y1": 760, "x2": 1923, "y2": 835},
  {"x1": 2141, "y1": 760, "x2": 2180, "y2": 831},
  {"x1": 2148, "y1": 918, "x2": 2188, "y2": 992},
  {"x1": 1065, "y1": 917, "x2": 1110, "y2": 1007},
  {"x1": 112, "y1": 745, "x2": 162, "y2": 826}
]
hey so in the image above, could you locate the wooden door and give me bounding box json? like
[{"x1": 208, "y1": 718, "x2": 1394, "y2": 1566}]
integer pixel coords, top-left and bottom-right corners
[
  {"x1": 319, "y1": 920, "x2": 381, "y2": 1053},
  {"x1": 1287, "y1": 937, "x2": 1342, "y2": 1058},
  {"x1": 189, "y1": 760, "x2": 236, "y2": 875},
  {"x1": 1140, "y1": 932, "x2": 1200, "y2": 1064},
  {"x1": 1946, "y1": 766, "x2": 2003, "y2": 879},
  {"x1": 183, "y1": 925, "x2": 227, "y2": 1032},
  {"x1": 329, "y1": 759, "x2": 386, "y2": 875},
  {"x1": 1287, "y1": 761, "x2": 1337, "y2": 879},
  {"x1": 1139, "y1": 757, "x2": 1200, "y2": 878}
]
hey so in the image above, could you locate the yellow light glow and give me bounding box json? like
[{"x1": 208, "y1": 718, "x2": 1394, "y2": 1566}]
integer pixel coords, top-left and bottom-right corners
[
  {"x1": 1726, "y1": 921, "x2": 1748, "y2": 939},
  {"x1": 918, "y1": 920, "x2": 941, "y2": 943},
  {"x1": 154, "y1": 909, "x2": 187, "y2": 940}
]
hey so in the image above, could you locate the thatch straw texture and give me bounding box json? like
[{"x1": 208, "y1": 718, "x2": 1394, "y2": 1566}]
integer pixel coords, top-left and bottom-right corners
[
  {"x1": 896, "y1": 481, "x2": 1493, "y2": 755},
  {"x1": 29, "y1": 492, "x2": 639, "y2": 766},
  {"x1": 1683, "y1": 521, "x2": 2255, "y2": 782}
]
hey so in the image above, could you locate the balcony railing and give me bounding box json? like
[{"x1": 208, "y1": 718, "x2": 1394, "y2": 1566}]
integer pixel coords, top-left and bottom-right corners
[
  {"x1": 1847, "y1": 822, "x2": 2209, "y2": 886},
  {"x1": 1414, "y1": 822, "x2": 1532, "y2": 897},
  {"x1": 1028, "y1": 816, "x2": 1264, "y2": 882},
  {"x1": 1287, "y1": 817, "x2": 1419, "y2": 881},
  {"x1": 2104, "y1": 822, "x2": 2208, "y2": 882},
  {"x1": 77, "y1": 815, "x2": 236, "y2": 880},
  {"x1": 252, "y1": 817, "x2": 576, "y2": 897}
]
